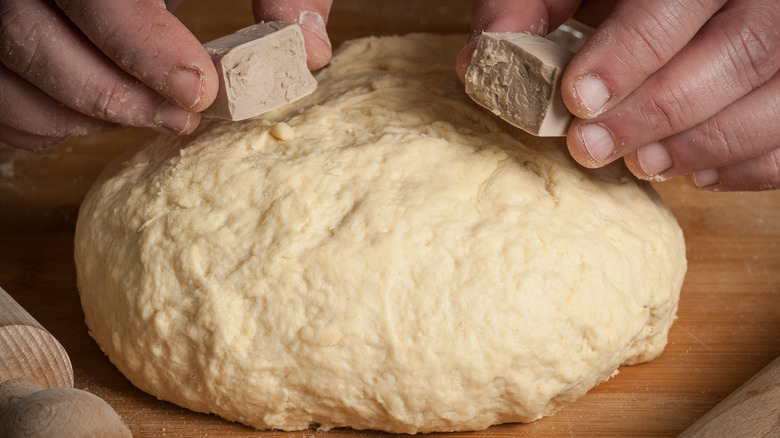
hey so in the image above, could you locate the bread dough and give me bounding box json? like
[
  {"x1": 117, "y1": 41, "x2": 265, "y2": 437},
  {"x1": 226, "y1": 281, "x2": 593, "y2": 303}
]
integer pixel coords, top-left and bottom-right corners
[{"x1": 75, "y1": 34, "x2": 687, "y2": 433}]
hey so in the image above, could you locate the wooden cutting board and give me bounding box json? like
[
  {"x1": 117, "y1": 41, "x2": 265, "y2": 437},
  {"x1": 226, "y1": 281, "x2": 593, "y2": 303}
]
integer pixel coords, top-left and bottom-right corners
[{"x1": 0, "y1": 1, "x2": 778, "y2": 436}]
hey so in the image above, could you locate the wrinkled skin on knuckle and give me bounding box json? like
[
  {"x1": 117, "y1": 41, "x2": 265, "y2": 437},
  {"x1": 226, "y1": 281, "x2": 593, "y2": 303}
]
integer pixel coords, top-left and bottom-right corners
[
  {"x1": 0, "y1": 4, "x2": 49, "y2": 76},
  {"x1": 639, "y1": 82, "x2": 692, "y2": 134},
  {"x1": 627, "y1": 5, "x2": 676, "y2": 63},
  {"x1": 719, "y1": 1, "x2": 780, "y2": 88},
  {"x1": 706, "y1": 116, "x2": 753, "y2": 164},
  {"x1": 612, "y1": 30, "x2": 660, "y2": 78},
  {"x1": 608, "y1": 0, "x2": 699, "y2": 78},
  {"x1": 89, "y1": 84, "x2": 120, "y2": 121},
  {"x1": 86, "y1": 76, "x2": 154, "y2": 126}
]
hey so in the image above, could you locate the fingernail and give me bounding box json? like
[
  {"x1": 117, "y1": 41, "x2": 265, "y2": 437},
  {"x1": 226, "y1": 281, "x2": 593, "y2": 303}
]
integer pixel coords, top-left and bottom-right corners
[
  {"x1": 580, "y1": 123, "x2": 616, "y2": 164},
  {"x1": 299, "y1": 10, "x2": 331, "y2": 48},
  {"x1": 164, "y1": 68, "x2": 204, "y2": 110},
  {"x1": 154, "y1": 101, "x2": 194, "y2": 134},
  {"x1": 692, "y1": 169, "x2": 720, "y2": 188},
  {"x1": 637, "y1": 141, "x2": 673, "y2": 177},
  {"x1": 574, "y1": 74, "x2": 611, "y2": 117}
]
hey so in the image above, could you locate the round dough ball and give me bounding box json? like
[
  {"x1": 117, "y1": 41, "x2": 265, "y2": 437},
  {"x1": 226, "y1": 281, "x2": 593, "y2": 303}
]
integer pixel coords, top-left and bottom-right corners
[{"x1": 75, "y1": 34, "x2": 686, "y2": 433}]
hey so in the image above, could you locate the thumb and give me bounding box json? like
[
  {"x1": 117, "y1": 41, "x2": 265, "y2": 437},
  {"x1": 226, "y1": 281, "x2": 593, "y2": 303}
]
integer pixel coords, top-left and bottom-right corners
[{"x1": 252, "y1": 0, "x2": 334, "y2": 70}]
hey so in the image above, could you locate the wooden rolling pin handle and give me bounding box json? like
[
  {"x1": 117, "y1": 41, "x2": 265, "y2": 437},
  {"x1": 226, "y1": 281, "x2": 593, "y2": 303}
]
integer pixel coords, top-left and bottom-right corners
[
  {"x1": 679, "y1": 355, "x2": 780, "y2": 437},
  {"x1": 0, "y1": 379, "x2": 133, "y2": 437},
  {"x1": 0, "y1": 287, "x2": 72, "y2": 389},
  {"x1": 1, "y1": 287, "x2": 132, "y2": 437}
]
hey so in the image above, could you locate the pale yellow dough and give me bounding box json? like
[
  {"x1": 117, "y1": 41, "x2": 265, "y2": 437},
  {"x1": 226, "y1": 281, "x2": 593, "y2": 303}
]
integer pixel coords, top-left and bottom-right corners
[{"x1": 75, "y1": 34, "x2": 686, "y2": 433}]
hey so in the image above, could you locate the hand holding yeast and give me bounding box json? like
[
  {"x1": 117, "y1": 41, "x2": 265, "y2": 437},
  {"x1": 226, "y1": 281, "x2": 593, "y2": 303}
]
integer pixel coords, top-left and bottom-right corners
[
  {"x1": 0, "y1": 0, "x2": 219, "y2": 150},
  {"x1": 461, "y1": 0, "x2": 780, "y2": 191},
  {"x1": 564, "y1": 0, "x2": 780, "y2": 191}
]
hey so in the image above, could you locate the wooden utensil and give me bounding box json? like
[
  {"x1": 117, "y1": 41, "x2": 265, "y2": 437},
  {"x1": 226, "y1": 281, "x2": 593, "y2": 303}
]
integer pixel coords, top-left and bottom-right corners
[
  {"x1": 0, "y1": 286, "x2": 132, "y2": 437},
  {"x1": 679, "y1": 355, "x2": 780, "y2": 437}
]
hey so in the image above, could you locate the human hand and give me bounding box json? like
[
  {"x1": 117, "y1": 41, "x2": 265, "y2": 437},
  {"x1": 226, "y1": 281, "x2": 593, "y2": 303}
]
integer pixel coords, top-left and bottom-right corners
[
  {"x1": 563, "y1": 0, "x2": 780, "y2": 190},
  {"x1": 460, "y1": 0, "x2": 780, "y2": 191},
  {"x1": 563, "y1": 0, "x2": 780, "y2": 191},
  {"x1": 0, "y1": 0, "x2": 220, "y2": 151},
  {"x1": 252, "y1": 0, "x2": 334, "y2": 70}
]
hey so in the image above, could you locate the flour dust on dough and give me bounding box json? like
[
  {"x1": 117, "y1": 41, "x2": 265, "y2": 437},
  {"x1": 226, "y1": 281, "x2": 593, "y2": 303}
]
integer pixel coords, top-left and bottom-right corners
[{"x1": 75, "y1": 34, "x2": 687, "y2": 433}]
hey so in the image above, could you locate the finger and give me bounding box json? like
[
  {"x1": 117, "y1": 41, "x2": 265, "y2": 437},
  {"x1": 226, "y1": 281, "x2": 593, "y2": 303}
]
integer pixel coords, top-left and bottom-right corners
[
  {"x1": 0, "y1": 0, "x2": 199, "y2": 133},
  {"x1": 624, "y1": 71, "x2": 780, "y2": 181},
  {"x1": 253, "y1": 0, "x2": 334, "y2": 70},
  {"x1": 567, "y1": 0, "x2": 780, "y2": 168},
  {"x1": 456, "y1": 0, "x2": 582, "y2": 82},
  {"x1": 562, "y1": 0, "x2": 725, "y2": 119},
  {"x1": 0, "y1": 123, "x2": 65, "y2": 151},
  {"x1": 685, "y1": 147, "x2": 780, "y2": 191},
  {"x1": 55, "y1": 0, "x2": 218, "y2": 112},
  {"x1": 0, "y1": 63, "x2": 115, "y2": 139},
  {"x1": 471, "y1": 0, "x2": 583, "y2": 37}
]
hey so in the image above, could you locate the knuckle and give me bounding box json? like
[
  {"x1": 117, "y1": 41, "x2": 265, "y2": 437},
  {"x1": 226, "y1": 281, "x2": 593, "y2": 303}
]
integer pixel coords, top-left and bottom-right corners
[
  {"x1": 0, "y1": 5, "x2": 47, "y2": 76},
  {"x1": 89, "y1": 89, "x2": 114, "y2": 121},
  {"x1": 722, "y1": 3, "x2": 780, "y2": 88},
  {"x1": 84, "y1": 76, "x2": 156, "y2": 127},
  {"x1": 640, "y1": 83, "x2": 691, "y2": 133},
  {"x1": 87, "y1": 80, "x2": 128, "y2": 122},
  {"x1": 696, "y1": 99, "x2": 780, "y2": 177},
  {"x1": 612, "y1": 11, "x2": 671, "y2": 77},
  {"x1": 702, "y1": 117, "x2": 747, "y2": 164}
]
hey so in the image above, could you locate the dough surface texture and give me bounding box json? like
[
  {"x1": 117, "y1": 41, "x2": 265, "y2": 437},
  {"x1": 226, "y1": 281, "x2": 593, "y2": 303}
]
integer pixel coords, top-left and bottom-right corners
[{"x1": 75, "y1": 34, "x2": 687, "y2": 433}]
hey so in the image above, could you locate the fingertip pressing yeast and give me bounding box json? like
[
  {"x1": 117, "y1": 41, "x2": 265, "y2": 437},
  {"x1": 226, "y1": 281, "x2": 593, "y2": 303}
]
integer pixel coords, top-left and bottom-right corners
[
  {"x1": 202, "y1": 22, "x2": 317, "y2": 121},
  {"x1": 465, "y1": 21, "x2": 592, "y2": 137}
]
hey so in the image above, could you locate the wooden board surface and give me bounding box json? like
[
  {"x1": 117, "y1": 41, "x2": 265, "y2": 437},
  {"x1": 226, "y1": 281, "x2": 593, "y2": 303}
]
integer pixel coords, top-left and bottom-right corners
[{"x1": 1, "y1": 1, "x2": 779, "y2": 436}]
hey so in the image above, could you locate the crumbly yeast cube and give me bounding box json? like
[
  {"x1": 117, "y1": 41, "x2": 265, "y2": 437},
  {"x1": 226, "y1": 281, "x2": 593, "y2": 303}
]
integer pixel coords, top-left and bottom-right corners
[
  {"x1": 202, "y1": 22, "x2": 317, "y2": 121},
  {"x1": 465, "y1": 32, "x2": 575, "y2": 137}
]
